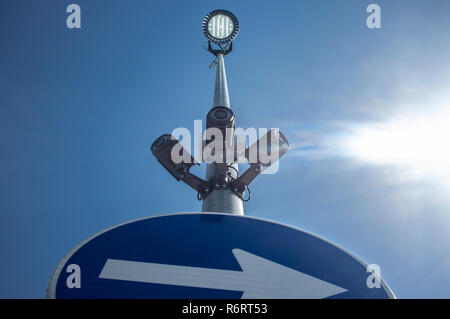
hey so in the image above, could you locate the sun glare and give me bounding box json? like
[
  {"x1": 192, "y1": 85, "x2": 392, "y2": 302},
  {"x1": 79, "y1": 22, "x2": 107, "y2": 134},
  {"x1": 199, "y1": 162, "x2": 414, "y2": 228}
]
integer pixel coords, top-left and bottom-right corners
[{"x1": 337, "y1": 110, "x2": 450, "y2": 178}]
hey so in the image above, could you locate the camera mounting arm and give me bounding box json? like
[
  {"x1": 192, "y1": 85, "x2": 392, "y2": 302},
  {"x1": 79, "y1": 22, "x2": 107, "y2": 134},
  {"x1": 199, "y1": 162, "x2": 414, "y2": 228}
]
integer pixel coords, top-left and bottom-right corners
[
  {"x1": 206, "y1": 41, "x2": 233, "y2": 57},
  {"x1": 179, "y1": 170, "x2": 211, "y2": 199},
  {"x1": 229, "y1": 164, "x2": 263, "y2": 195}
]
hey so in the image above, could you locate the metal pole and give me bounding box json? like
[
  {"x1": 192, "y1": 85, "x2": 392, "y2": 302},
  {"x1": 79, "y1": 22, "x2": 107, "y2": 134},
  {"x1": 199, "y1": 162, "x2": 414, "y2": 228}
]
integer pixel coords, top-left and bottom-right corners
[{"x1": 202, "y1": 54, "x2": 244, "y2": 215}]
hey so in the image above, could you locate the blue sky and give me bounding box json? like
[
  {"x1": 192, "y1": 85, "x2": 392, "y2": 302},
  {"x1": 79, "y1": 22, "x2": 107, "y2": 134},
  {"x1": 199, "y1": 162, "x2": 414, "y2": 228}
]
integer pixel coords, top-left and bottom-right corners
[{"x1": 1, "y1": 0, "x2": 450, "y2": 298}]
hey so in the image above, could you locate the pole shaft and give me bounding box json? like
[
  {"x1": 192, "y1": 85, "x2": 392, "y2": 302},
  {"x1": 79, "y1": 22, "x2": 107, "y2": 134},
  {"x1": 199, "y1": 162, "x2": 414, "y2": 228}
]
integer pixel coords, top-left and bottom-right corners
[{"x1": 202, "y1": 54, "x2": 244, "y2": 215}]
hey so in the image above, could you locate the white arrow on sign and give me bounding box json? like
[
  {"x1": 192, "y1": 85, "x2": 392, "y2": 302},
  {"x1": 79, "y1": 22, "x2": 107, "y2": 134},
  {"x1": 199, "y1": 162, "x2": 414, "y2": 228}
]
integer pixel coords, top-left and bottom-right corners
[{"x1": 98, "y1": 249, "x2": 347, "y2": 298}]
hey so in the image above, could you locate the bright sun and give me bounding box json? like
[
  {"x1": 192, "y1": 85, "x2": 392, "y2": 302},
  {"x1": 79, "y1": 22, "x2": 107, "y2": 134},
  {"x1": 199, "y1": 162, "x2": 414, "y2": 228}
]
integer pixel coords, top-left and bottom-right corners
[{"x1": 337, "y1": 109, "x2": 450, "y2": 178}]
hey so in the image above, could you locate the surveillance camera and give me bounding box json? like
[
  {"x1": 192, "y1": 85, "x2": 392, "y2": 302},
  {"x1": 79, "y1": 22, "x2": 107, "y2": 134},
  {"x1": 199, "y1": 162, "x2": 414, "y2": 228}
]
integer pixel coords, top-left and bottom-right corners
[
  {"x1": 206, "y1": 106, "x2": 235, "y2": 137},
  {"x1": 238, "y1": 129, "x2": 290, "y2": 167},
  {"x1": 151, "y1": 134, "x2": 197, "y2": 181},
  {"x1": 204, "y1": 106, "x2": 236, "y2": 164},
  {"x1": 151, "y1": 134, "x2": 211, "y2": 197},
  {"x1": 231, "y1": 129, "x2": 290, "y2": 195}
]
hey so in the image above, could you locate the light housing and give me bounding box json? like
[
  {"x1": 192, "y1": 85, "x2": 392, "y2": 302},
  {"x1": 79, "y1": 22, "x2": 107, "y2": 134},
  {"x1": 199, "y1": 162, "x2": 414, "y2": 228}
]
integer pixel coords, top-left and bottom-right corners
[{"x1": 202, "y1": 9, "x2": 239, "y2": 44}]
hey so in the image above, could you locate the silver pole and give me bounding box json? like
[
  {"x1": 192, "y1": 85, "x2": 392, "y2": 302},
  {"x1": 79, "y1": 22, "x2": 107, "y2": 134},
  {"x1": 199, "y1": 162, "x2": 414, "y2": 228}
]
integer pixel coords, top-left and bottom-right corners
[{"x1": 202, "y1": 54, "x2": 244, "y2": 215}]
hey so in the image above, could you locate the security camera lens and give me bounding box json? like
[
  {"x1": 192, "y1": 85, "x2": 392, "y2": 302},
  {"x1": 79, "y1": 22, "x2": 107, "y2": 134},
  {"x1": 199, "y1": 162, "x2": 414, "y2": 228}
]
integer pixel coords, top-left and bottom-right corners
[
  {"x1": 151, "y1": 134, "x2": 171, "y2": 151},
  {"x1": 206, "y1": 107, "x2": 235, "y2": 131},
  {"x1": 214, "y1": 109, "x2": 228, "y2": 120},
  {"x1": 154, "y1": 139, "x2": 165, "y2": 148}
]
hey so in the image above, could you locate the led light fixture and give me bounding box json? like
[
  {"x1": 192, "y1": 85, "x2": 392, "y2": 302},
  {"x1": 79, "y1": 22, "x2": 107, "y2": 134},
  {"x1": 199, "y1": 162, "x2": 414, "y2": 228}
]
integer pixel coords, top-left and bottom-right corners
[{"x1": 202, "y1": 9, "x2": 239, "y2": 44}]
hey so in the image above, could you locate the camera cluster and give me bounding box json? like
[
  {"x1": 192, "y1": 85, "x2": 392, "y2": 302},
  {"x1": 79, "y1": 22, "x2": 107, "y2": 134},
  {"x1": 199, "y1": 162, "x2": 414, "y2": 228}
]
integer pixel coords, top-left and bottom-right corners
[{"x1": 151, "y1": 106, "x2": 289, "y2": 201}]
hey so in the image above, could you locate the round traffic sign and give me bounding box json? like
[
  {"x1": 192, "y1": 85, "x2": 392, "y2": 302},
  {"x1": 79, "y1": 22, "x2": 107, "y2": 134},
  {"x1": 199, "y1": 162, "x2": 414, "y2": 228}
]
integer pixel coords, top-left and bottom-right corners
[{"x1": 47, "y1": 213, "x2": 394, "y2": 298}]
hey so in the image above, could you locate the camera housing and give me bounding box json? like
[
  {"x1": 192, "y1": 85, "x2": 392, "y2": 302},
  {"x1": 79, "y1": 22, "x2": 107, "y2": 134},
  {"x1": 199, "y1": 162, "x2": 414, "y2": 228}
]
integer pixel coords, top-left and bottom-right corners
[
  {"x1": 231, "y1": 129, "x2": 290, "y2": 196},
  {"x1": 204, "y1": 106, "x2": 236, "y2": 169},
  {"x1": 206, "y1": 106, "x2": 235, "y2": 139},
  {"x1": 240, "y1": 129, "x2": 290, "y2": 167},
  {"x1": 151, "y1": 134, "x2": 197, "y2": 181},
  {"x1": 151, "y1": 134, "x2": 210, "y2": 197}
]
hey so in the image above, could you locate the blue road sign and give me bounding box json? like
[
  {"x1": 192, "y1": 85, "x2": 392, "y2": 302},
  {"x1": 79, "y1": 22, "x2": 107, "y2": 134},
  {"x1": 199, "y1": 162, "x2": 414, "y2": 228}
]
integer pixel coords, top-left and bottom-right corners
[{"x1": 47, "y1": 213, "x2": 395, "y2": 299}]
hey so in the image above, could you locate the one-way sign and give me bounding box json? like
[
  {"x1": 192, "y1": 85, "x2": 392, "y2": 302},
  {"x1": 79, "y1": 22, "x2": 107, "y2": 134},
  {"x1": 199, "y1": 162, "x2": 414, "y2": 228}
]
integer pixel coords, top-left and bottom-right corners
[{"x1": 47, "y1": 213, "x2": 395, "y2": 298}]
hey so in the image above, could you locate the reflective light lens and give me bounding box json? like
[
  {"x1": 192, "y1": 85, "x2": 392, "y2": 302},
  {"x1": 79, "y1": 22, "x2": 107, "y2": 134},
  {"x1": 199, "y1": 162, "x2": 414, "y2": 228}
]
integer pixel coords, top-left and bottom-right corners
[
  {"x1": 202, "y1": 10, "x2": 239, "y2": 44},
  {"x1": 207, "y1": 14, "x2": 234, "y2": 39}
]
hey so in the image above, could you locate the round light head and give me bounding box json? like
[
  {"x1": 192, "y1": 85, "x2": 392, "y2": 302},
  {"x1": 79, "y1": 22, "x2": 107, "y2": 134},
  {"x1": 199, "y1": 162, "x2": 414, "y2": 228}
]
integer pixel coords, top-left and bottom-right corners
[{"x1": 202, "y1": 9, "x2": 239, "y2": 44}]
